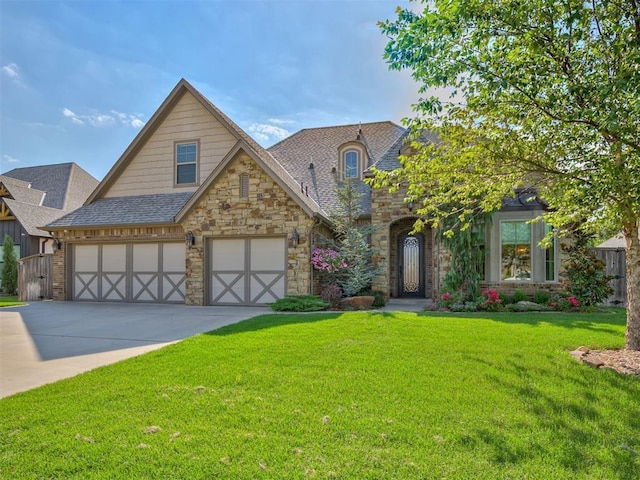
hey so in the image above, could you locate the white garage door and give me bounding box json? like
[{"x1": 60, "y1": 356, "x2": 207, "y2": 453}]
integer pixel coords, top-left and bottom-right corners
[
  {"x1": 209, "y1": 237, "x2": 286, "y2": 305},
  {"x1": 73, "y1": 243, "x2": 185, "y2": 303}
]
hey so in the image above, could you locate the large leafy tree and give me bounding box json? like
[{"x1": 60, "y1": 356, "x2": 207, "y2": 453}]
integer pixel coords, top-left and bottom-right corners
[{"x1": 372, "y1": 0, "x2": 640, "y2": 349}]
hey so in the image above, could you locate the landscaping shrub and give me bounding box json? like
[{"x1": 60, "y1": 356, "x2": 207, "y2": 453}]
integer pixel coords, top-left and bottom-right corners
[
  {"x1": 534, "y1": 290, "x2": 550, "y2": 305},
  {"x1": 1, "y1": 235, "x2": 18, "y2": 295},
  {"x1": 269, "y1": 295, "x2": 328, "y2": 312},
  {"x1": 512, "y1": 289, "x2": 529, "y2": 303},
  {"x1": 498, "y1": 292, "x2": 510, "y2": 304},
  {"x1": 562, "y1": 230, "x2": 613, "y2": 305},
  {"x1": 478, "y1": 288, "x2": 504, "y2": 311},
  {"x1": 358, "y1": 289, "x2": 386, "y2": 308},
  {"x1": 321, "y1": 284, "x2": 343, "y2": 309}
]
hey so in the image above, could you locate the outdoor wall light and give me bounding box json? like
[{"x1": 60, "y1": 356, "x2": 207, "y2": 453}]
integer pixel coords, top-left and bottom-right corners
[
  {"x1": 407, "y1": 201, "x2": 415, "y2": 213},
  {"x1": 52, "y1": 238, "x2": 63, "y2": 250},
  {"x1": 291, "y1": 229, "x2": 300, "y2": 248},
  {"x1": 186, "y1": 231, "x2": 195, "y2": 248}
]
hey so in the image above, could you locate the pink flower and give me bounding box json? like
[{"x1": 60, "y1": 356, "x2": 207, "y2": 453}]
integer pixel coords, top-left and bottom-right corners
[
  {"x1": 441, "y1": 292, "x2": 451, "y2": 301},
  {"x1": 567, "y1": 296, "x2": 580, "y2": 308}
]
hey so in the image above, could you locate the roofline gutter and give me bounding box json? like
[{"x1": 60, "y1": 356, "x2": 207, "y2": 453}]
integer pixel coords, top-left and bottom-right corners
[{"x1": 42, "y1": 221, "x2": 180, "y2": 232}]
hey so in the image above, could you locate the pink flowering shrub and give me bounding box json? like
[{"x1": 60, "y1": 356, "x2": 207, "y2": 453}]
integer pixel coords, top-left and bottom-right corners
[
  {"x1": 567, "y1": 296, "x2": 580, "y2": 308},
  {"x1": 479, "y1": 288, "x2": 504, "y2": 311},
  {"x1": 310, "y1": 248, "x2": 347, "y2": 274}
]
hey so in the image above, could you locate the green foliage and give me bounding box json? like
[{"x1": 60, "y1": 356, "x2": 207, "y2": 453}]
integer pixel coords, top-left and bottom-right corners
[
  {"x1": 534, "y1": 291, "x2": 551, "y2": 305},
  {"x1": 562, "y1": 231, "x2": 613, "y2": 306},
  {"x1": 328, "y1": 182, "x2": 383, "y2": 297},
  {"x1": 371, "y1": 0, "x2": 640, "y2": 347},
  {"x1": 512, "y1": 289, "x2": 529, "y2": 303},
  {"x1": 0, "y1": 311, "x2": 636, "y2": 478},
  {"x1": 1, "y1": 235, "x2": 18, "y2": 295},
  {"x1": 440, "y1": 213, "x2": 488, "y2": 300},
  {"x1": 268, "y1": 295, "x2": 328, "y2": 312},
  {"x1": 358, "y1": 289, "x2": 386, "y2": 308}
]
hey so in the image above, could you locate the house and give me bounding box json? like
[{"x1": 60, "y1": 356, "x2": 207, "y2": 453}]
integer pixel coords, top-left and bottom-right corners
[
  {"x1": 46, "y1": 79, "x2": 566, "y2": 305},
  {"x1": 0, "y1": 162, "x2": 98, "y2": 260}
]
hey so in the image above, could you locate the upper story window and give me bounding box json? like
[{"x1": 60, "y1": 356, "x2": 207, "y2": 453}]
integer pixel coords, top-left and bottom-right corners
[
  {"x1": 175, "y1": 142, "x2": 198, "y2": 185},
  {"x1": 344, "y1": 150, "x2": 359, "y2": 179}
]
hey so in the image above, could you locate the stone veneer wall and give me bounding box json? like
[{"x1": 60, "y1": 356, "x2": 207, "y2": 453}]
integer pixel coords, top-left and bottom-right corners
[
  {"x1": 180, "y1": 152, "x2": 315, "y2": 305},
  {"x1": 51, "y1": 226, "x2": 184, "y2": 300},
  {"x1": 370, "y1": 184, "x2": 437, "y2": 299}
]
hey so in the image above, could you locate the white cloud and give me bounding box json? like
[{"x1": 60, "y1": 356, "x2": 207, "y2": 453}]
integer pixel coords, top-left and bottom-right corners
[
  {"x1": 62, "y1": 108, "x2": 85, "y2": 125},
  {"x1": 61, "y1": 108, "x2": 144, "y2": 128},
  {"x1": 267, "y1": 118, "x2": 295, "y2": 125},
  {"x1": 248, "y1": 123, "x2": 291, "y2": 143},
  {"x1": 3, "y1": 154, "x2": 20, "y2": 164},
  {"x1": 2, "y1": 63, "x2": 20, "y2": 78}
]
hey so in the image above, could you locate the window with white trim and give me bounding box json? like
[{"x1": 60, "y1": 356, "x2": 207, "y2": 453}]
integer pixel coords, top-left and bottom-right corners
[
  {"x1": 501, "y1": 221, "x2": 531, "y2": 281},
  {"x1": 175, "y1": 142, "x2": 197, "y2": 185}
]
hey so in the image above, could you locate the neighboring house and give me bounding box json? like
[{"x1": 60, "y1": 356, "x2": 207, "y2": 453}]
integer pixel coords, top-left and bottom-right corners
[
  {"x1": 46, "y1": 79, "x2": 566, "y2": 305},
  {"x1": 0, "y1": 162, "x2": 98, "y2": 259}
]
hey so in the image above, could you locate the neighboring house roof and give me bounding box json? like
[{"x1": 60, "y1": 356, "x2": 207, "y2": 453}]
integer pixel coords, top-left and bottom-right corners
[
  {"x1": 2, "y1": 162, "x2": 98, "y2": 210},
  {"x1": 3, "y1": 198, "x2": 68, "y2": 237},
  {"x1": 0, "y1": 163, "x2": 99, "y2": 237},
  {"x1": 268, "y1": 122, "x2": 407, "y2": 214},
  {"x1": 47, "y1": 192, "x2": 193, "y2": 229},
  {"x1": 597, "y1": 235, "x2": 625, "y2": 249},
  {"x1": 0, "y1": 175, "x2": 47, "y2": 206}
]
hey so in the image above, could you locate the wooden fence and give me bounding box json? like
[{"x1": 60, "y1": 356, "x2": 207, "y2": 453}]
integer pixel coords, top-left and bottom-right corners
[
  {"x1": 18, "y1": 253, "x2": 53, "y2": 301},
  {"x1": 593, "y1": 248, "x2": 626, "y2": 307}
]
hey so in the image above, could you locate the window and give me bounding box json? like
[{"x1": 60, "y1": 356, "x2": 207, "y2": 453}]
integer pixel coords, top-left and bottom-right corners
[
  {"x1": 501, "y1": 221, "x2": 531, "y2": 281},
  {"x1": 175, "y1": 142, "x2": 197, "y2": 185},
  {"x1": 240, "y1": 173, "x2": 249, "y2": 199},
  {"x1": 544, "y1": 224, "x2": 556, "y2": 281},
  {"x1": 344, "y1": 150, "x2": 358, "y2": 179}
]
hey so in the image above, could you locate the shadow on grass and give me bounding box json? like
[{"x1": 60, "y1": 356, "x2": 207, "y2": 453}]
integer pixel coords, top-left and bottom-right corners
[
  {"x1": 421, "y1": 309, "x2": 626, "y2": 335},
  {"x1": 206, "y1": 310, "x2": 405, "y2": 336},
  {"x1": 462, "y1": 352, "x2": 640, "y2": 478}
]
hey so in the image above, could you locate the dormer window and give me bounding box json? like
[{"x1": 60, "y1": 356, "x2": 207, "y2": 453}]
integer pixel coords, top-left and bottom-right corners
[{"x1": 344, "y1": 150, "x2": 359, "y2": 179}]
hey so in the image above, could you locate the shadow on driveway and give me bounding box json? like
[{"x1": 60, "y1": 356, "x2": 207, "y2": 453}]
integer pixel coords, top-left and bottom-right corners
[{"x1": 0, "y1": 301, "x2": 268, "y2": 398}]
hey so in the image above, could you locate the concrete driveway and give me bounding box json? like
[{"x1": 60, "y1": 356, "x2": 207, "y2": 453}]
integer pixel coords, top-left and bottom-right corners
[{"x1": 0, "y1": 301, "x2": 269, "y2": 399}]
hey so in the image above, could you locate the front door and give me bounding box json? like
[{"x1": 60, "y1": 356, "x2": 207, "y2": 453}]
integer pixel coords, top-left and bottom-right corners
[{"x1": 398, "y1": 232, "x2": 425, "y2": 297}]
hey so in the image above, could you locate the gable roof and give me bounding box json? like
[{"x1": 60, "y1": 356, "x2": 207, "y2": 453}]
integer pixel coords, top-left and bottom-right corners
[
  {"x1": 0, "y1": 175, "x2": 47, "y2": 206},
  {"x1": 87, "y1": 78, "x2": 322, "y2": 220},
  {"x1": 2, "y1": 162, "x2": 98, "y2": 210},
  {"x1": 268, "y1": 122, "x2": 407, "y2": 214},
  {"x1": 3, "y1": 198, "x2": 68, "y2": 236}
]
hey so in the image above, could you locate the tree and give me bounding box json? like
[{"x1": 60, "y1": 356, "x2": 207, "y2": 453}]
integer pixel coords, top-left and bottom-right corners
[
  {"x1": 2, "y1": 235, "x2": 18, "y2": 295},
  {"x1": 329, "y1": 182, "x2": 382, "y2": 297},
  {"x1": 372, "y1": 0, "x2": 640, "y2": 349}
]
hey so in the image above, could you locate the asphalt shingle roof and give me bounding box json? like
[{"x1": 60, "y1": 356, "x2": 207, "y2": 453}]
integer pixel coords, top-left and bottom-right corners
[
  {"x1": 3, "y1": 199, "x2": 67, "y2": 237},
  {"x1": 2, "y1": 162, "x2": 98, "y2": 210},
  {"x1": 0, "y1": 175, "x2": 47, "y2": 206},
  {"x1": 47, "y1": 192, "x2": 193, "y2": 228},
  {"x1": 268, "y1": 122, "x2": 407, "y2": 215}
]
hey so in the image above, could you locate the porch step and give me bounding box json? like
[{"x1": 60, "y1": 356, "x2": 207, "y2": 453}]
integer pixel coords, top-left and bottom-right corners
[{"x1": 381, "y1": 298, "x2": 433, "y2": 312}]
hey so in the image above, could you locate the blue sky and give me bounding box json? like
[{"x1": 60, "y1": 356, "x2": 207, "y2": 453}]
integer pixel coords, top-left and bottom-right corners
[{"x1": 0, "y1": 0, "x2": 421, "y2": 181}]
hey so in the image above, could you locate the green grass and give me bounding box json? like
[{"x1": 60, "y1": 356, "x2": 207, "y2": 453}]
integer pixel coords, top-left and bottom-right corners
[
  {"x1": 1, "y1": 310, "x2": 638, "y2": 479},
  {"x1": 0, "y1": 295, "x2": 24, "y2": 307}
]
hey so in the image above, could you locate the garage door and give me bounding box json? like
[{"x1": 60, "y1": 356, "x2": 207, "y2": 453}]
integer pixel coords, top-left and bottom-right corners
[
  {"x1": 209, "y1": 237, "x2": 286, "y2": 305},
  {"x1": 73, "y1": 243, "x2": 185, "y2": 302}
]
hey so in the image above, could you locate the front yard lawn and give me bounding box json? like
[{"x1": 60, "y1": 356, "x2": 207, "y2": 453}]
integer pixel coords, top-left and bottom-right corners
[
  {"x1": 1, "y1": 310, "x2": 638, "y2": 479},
  {"x1": 0, "y1": 295, "x2": 25, "y2": 308}
]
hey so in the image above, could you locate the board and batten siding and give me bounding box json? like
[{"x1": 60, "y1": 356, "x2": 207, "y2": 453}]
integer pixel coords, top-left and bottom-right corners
[{"x1": 104, "y1": 91, "x2": 238, "y2": 198}]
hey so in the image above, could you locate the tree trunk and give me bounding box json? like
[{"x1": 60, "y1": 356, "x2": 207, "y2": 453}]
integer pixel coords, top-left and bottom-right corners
[{"x1": 623, "y1": 222, "x2": 640, "y2": 351}]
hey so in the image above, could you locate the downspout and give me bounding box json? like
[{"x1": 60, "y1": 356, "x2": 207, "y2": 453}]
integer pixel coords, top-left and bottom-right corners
[
  {"x1": 42, "y1": 238, "x2": 49, "y2": 254},
  {"x1": 435, "y1": 228, "x2": 440, "y2": 299}
]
